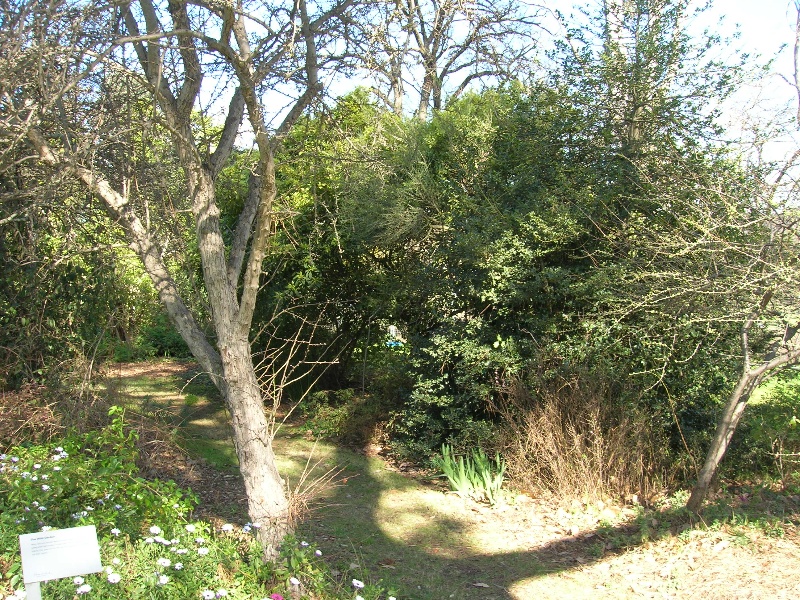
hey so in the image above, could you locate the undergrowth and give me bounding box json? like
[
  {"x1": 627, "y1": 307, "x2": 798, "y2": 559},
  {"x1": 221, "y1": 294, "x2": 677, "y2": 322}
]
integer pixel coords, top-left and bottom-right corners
[
  {"x1": 0, "y1": 407, "x2": 397, "y2": 600},
  {"x1": 495, "y1": 375, "x2": 667, "y2": 502}
]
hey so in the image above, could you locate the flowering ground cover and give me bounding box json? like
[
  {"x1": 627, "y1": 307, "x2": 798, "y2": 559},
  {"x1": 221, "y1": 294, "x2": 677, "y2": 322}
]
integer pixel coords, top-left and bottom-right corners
[{"x1": 0, "y1": 406, "x2": 396, "y2": 600}]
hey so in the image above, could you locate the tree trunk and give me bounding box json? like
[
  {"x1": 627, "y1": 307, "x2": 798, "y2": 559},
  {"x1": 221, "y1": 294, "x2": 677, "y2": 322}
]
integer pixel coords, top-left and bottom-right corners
[
  {"x1": 416, "y1": 71, "x2": 434, "y2": 120},
  {"x1": 220, "y1": 336, "x2": 290, "y2": 556},
  {"x1": 686, "y1": 369, "x2": 761, "y2": 512}
]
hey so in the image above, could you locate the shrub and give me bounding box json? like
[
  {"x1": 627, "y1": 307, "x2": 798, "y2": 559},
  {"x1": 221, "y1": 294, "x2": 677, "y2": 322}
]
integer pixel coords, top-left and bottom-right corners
[
  {"x1": 299, "y1": 389, "x2": 390, "y2": 447},
  {"x1": 140, "y1": 313, "x2": 191, "y2": 358}
]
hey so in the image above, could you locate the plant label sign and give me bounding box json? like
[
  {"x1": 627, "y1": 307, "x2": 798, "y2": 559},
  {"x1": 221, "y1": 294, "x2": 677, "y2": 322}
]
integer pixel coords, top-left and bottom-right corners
[{"x1": 19, "y1": 525, "x2": 102, "y2": 600}]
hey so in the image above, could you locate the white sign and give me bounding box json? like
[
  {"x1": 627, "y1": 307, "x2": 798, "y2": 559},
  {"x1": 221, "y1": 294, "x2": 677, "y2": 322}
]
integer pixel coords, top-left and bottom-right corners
[{"x1": 19, "y1": 525, "x2": 103, "y2": 599}]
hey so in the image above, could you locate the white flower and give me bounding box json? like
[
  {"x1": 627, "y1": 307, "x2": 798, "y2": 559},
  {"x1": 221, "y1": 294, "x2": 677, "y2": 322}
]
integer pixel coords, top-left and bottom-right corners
[
  {"x1": 76, "y1": 584, "x2": 91, "y2": 594},
  {"x1": 352, "y1": 579, "x2": 365, "y2": 589},
  {"x1": 242, "y1": 525, "x2": 251, "y2": 533},
  {"x1": 158, "y1": 575, "x2": 169, "y2": 585},
  {"x1": 41, "y1": 484, "x2": 50, "y2": 491},
  {"x1": 195, "y1": 537, "x2": 206, "y2": 544},
  {"x1": 53, "y1": 466, "x2": 61, "y2": 471},
  {"x1": 108, "y1": 573, "x2": 121, "y2": 584},
  {"x1": 221, "y1": 523, "x2": 233, "y2": 532},
  {"x1": 356, "y1": 596, "x2": 364, "y2": 600},
  {"x1": 40, "y1": 526, "x2": 52, "y2": 532},
  {"x1": 157, "y1": 558, "x2": 171, "y2": 568},
  {"x1": 33, "y1": 464, "x2": 41, "y2": 470},
  {"x1": 73, "y1": 577, "x2": 85, "y2": 585},
  {"x1": 110, "y1": 528, "x2": 121, "y2": 536},
  {"x1": 112, "y1": 558, "x2": 121, "y2": 565},
  {"x1": 389, "y1": 597, "x2": 397, "y2": 600},
  {"x1": 145, "y1": 537, "x2": 155, "y2": 544},
  {"x1": 105, "y1": 566, "x2": 114, "y2": 575},
  {"x1": 300, "y1": 540, "x2": 309, "y2": 547},
  {"x1": 174, "y1": 563, "x2": 183, "y2": 570},
  {"x1": 176, "y1": 548, "x2": 188, "y2": 554},
  {"x1": 289, "y1": 577, "x2": 300, "y2": 586},
  {"x1": 185, "y1": 524, "x2": 196, "y2": 533},
  {"x1": 315, "y1": 550, "x2": 322, "y2": 556},
  {"x1": 202, "y1": 591, "x2": 215, "y2": 600},
  {"x1": 197, "y1": 547, "x2": 209, "y2": 555},
  {"x1": 215, "y1": 590, "x2": 228, "y2": 598},
  {"x1": 149, "y1": 525, "x2": 162, "y2": 535}
]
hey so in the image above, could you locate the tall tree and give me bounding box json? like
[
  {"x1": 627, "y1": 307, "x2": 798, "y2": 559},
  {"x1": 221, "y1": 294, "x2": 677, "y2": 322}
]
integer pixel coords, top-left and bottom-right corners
[
  {"x1": 569, "y1": 0, "x2": 800, "y2": 511},
  {"x1": 1, "y1": 0, "x2": 359, "y2": 555},
  {"x1": 556, "y1": 0, "x2": 735, "y2": 162},
  {"x1": 362, "y1": 0, "x2": 541, "y2": 118},
  {"x1": 685, "y1": 3, "x2": 800, "y2": 511}
]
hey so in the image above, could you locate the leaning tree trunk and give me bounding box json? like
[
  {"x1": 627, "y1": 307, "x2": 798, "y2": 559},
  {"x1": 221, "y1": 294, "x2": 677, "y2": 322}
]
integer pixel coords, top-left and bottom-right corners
[
  {"x1": 686, "y1": 289, "x2": 800, "y2": 512},
  {"x1": 686, "y1": 370, "x2": 761, "y2": 512}
]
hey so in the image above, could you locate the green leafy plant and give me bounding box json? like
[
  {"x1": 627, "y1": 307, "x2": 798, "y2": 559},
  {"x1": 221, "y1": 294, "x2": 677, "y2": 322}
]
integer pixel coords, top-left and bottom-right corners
[{"x1": 433, "y1": 444, "x2": 506, "y2": 505}]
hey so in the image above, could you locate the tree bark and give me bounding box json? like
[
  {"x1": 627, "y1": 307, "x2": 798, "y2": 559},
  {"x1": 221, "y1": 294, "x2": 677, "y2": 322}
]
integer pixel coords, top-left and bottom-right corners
[{"x1": 220, "y1": 336, "x2": 289, "y2": 555}]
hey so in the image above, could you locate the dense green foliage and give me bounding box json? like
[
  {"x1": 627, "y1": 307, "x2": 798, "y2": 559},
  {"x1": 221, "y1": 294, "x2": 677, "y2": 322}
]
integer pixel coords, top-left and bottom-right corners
[
  {"x1": 262, "y1": 82, "x2": 751, "y2": 479},
  {"x1": 3, "y1": 0, "x2": 798, "y2": 501}
]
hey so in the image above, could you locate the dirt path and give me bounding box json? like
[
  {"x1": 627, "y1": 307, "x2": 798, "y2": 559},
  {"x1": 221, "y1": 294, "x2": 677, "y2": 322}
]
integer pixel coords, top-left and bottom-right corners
[{"x1": 103, "y1": 360, "x2": 800, "y2": 600}]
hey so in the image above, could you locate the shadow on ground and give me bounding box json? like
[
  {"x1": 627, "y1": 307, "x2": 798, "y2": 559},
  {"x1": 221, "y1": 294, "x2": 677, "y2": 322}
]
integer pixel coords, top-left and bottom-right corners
[{"x1": 104, "y1": 362, "x2": 800, "y2": 599}]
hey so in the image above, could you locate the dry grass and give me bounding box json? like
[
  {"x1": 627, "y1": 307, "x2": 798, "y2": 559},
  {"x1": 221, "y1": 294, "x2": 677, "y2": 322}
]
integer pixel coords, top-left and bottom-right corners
[
  {"x1": 0, "y1": 384, "x2": 62, "y2": 449},
  {"x1": 496, "y1": 374, "x2": 667, "y2": 504}
]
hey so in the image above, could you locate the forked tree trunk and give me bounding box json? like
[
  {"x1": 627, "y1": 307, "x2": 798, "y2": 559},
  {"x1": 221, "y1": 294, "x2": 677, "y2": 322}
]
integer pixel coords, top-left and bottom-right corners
[{"x1": 686, "y1": 370, "x2": 762, "y2": 513}]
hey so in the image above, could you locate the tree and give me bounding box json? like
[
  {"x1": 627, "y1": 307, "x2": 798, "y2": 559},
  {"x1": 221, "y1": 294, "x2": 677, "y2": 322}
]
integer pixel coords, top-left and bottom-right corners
[
  {"x1": 578, "y1": 0, "x2": 800, "y2": 508},
  {"x1": 546, "y1": 0, "x2": 800, "y2": 506},
  {"x1": 685, "y1": 4, "x2": 800, "y2": 510},
  {"x1": 555, "y1": 0, "x2": 738, "y2": 165},
  {"x1": 362, "y1": 0, "x2": 541, "y2": 119},
  {"x1": 1, "y1": 0, "x2": 359, "y2": 556}
]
